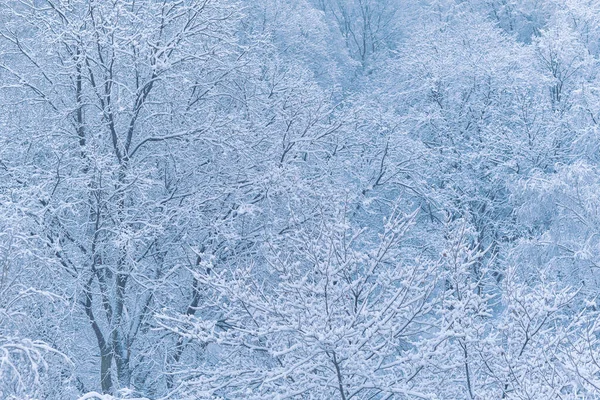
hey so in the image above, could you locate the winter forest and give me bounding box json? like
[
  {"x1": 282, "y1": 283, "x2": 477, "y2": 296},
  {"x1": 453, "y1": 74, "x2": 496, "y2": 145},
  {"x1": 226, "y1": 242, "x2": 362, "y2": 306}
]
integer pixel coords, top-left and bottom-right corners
[{"x1": 4, "y1": 0, "x2": 600, "y2": 399}]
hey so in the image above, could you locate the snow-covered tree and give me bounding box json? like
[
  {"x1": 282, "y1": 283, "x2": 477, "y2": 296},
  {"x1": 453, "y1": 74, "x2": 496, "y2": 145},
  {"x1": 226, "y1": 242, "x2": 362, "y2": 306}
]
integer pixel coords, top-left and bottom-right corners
[{"x1": 2, "y1": 0, "x2": 600, "y2": 398}]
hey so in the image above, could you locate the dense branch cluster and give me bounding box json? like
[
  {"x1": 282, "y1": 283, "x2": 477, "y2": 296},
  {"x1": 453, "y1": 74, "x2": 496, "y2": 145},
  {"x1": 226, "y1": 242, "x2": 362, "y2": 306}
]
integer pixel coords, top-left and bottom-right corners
[{"x1": 2, "y1": 0, "x2": 600, "y2": 399}]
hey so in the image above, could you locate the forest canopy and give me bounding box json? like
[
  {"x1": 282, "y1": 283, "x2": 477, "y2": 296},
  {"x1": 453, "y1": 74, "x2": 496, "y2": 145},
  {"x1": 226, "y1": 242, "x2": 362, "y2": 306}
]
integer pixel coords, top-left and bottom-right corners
[{"x1": 2, "y1": 0, "x2": 600, "y2": 399}]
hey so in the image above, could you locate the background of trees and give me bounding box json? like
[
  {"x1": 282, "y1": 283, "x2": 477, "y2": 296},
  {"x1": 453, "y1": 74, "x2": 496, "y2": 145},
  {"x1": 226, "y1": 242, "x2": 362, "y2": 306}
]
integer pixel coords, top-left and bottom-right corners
[{"x1": 1, "y1": 0, "x2": 600, "y2": 399}]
